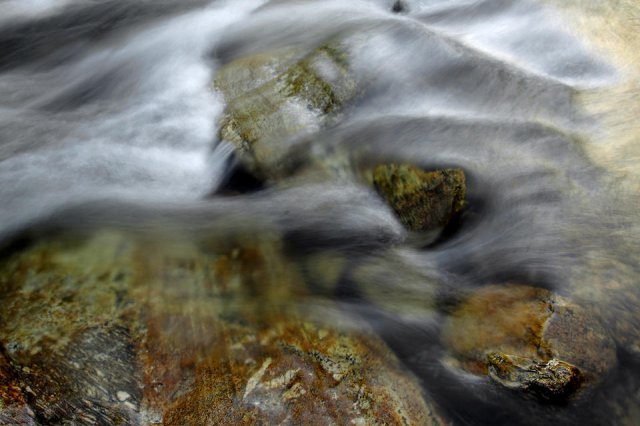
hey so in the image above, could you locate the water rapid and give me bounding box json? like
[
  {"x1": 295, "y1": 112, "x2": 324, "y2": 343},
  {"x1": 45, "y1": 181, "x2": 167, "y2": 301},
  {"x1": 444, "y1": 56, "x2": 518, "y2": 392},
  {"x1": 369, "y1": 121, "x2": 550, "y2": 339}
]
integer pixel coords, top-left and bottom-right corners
[{"x1": 0, "y1": 0, "x2": 638, "y2": 425}]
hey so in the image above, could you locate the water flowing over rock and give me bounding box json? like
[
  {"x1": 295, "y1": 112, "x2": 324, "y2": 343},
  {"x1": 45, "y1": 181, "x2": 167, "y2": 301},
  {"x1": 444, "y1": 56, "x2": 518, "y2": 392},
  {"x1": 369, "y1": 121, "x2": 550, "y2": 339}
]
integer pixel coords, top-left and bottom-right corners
[
  {"x1": 215, "y1": 41, "x2": 358, "y2": 181},
  {"x1": 485, "y1": 354, "x2": 584, "y2": 403},
  {"x1": 371, "y1": 164, "x2": 466, "y2": 232},
  {"x1": 0, "y1": 0, "x2": 639, "y2": 424},
  {"x1": 0, "y1": 230, "x2": 446, "y2": 425}
]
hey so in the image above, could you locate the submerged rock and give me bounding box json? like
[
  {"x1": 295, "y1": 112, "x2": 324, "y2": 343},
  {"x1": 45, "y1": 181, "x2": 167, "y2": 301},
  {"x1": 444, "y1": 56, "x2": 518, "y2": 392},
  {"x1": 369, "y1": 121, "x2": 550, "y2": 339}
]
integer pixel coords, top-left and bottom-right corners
[
  {"x1": 569, "y1": 255, "x2": 640, "y2": 358},
  {"x1": 0, "y1": 233, "x2": 145, "y2": 424},
  {"x1": 372, "y1": 164, "x2": 466, "y2": 232},
  {"x1": 160, "y1": 310, "x2": 444, "y2": 426},
  {"x1": 442, "y1": 284, "x2": 616, "y2": 401},
  {"x1": 348, "y1": 250, "x2": 442, "y2": 324},
  {"x1": 215, "y1": 42, "x2": 358, "y2": 181},
  {"x1": 0, "y1": 230, "x2": 445, "y2": 425}
]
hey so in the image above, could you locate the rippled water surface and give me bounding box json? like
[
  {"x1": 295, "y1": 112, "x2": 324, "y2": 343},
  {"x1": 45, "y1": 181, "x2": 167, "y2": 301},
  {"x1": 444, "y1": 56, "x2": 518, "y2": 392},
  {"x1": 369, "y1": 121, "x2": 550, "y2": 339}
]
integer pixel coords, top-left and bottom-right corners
[{"x1": 0, "y1": 0, "x2": 639, "y2": 424}]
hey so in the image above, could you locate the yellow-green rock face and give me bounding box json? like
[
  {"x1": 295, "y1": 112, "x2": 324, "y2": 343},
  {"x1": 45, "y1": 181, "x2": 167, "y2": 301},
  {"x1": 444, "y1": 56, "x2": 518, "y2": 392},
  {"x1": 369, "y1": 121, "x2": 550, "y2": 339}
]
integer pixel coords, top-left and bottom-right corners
[
  {"x1": 372, "y1": 164, "x2": 466, "y2": 232},
  {"x1": 215, "y1": 43, "x2": 357, "y2": 180},
  {"x1": 0, "y1": 231, "x2": 445, "y2": 425}
]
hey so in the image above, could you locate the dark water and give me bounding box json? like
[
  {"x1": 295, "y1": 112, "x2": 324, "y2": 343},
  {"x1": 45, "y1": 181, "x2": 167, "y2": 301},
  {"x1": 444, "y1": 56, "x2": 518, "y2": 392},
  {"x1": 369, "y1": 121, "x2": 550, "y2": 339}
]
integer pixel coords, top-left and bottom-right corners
[{"x1": 0, "y1": 0, "x2": 638, "y2": 424}]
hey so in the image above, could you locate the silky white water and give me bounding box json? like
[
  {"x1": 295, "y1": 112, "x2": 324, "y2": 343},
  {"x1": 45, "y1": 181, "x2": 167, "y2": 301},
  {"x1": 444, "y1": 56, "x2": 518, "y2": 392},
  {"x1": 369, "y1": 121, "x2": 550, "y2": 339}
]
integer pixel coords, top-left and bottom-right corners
[{"x1": 0, "y1": 0, "x2": 638, "y2": 424}]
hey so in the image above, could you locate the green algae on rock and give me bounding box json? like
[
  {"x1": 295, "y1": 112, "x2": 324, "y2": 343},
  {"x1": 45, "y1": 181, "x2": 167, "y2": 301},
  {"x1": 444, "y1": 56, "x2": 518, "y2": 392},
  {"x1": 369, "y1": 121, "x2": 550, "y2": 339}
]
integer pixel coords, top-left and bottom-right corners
[
  {"x1": 215, "y1": 42, "x2": 358, "y2": 180},
  {"x1": 0, "y1": 233, "x2": 144, "y2": 425},
  {"x1": 442, "y1": 284, "x2": 616, "y2": 402},
  {"x1": 0, "y1": 230, "x2": 445, "y2": 425},
  {"x1": 372, "y1": 164, "x2": 466, "y2": 232}
]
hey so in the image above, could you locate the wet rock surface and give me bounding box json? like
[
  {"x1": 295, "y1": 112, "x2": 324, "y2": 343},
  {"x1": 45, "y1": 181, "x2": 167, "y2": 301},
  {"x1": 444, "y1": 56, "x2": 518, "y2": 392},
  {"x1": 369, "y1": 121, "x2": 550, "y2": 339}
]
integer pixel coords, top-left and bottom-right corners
[
  {"x1": 486, "y1": 353, "x2": 584, "y2": 403},
  {"x1": 0, "y1": 0, "x2": 639, "y2": 424},
  {"x1": 0, "y1": 233, "x2": 145, "y2": 424},
  {"x1": 215, "y1": 41, "x2": 358, "y2": 181},
  {"x1": 371, "y1": 164, "x2": 466, "y2": 232},
  {"x1": 442, "y1": 284, "x2": 617, "y2": 401},
  {"x1": 568, "y1": 255, "x2": 640, "y2": 358},
  {"x1": 0, "y1": 349, "x2": 35, "y2": 425},
  {"x1": 0, "y1": 231, "x2": 445, "y2": 425}
]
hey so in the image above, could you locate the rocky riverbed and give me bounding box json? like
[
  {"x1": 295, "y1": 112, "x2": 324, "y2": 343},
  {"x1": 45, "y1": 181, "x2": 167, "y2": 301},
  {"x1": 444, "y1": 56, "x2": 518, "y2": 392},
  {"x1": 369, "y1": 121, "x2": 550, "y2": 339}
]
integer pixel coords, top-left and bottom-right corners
[{"x1": 1, "y1": 0, "x2": 639, "y2": 425}]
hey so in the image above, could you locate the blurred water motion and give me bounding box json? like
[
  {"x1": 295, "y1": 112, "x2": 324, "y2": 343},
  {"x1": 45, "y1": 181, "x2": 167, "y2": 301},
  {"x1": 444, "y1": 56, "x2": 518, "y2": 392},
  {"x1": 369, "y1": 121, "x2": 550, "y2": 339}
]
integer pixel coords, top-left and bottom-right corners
[{"x1": 0, "y1": 0, "x2": 639, "y2": 424}]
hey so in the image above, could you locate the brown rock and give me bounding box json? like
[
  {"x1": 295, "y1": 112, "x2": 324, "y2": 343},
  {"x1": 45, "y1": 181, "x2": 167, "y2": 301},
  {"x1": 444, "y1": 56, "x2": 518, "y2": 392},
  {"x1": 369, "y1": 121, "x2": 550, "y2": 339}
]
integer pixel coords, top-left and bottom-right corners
[
  {"x1": 0, "y1": 233, "x2": 142, "y2": 424},
  {"x1": 0, "y1": 349, "x2": 36, "y2": 425},
  {"x1": 0, "y1": 231, "x2": 445, "y2": 425},
  {"x1": 134, "y1": 237, "x2": 444, "y2": 425},
  {"x1": 442, "y1": 284, "x2": 616, "y2": 401},
  {"x1": 486, "y1": 353, "x2": 584, "y2": 403}
]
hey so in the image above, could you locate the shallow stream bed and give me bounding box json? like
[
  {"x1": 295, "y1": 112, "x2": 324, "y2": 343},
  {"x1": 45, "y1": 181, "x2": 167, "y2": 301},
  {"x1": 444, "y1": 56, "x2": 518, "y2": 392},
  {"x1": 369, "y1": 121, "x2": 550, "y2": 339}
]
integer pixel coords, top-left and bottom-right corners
[{"x1": 0, "y1": 1, "x2": 639, "y2": 424}]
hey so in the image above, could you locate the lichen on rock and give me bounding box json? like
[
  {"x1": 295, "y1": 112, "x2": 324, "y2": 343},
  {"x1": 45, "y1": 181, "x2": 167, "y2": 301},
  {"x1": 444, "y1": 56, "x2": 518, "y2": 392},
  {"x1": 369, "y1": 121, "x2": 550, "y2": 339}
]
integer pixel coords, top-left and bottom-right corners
[
  {"x1": 0, "y1": 232, "x2": 143, "y2": 425},
  {"x1": 214, "y1": 41, "x2": 358, "y2": 180},
  {"x1": 372, "y1": 164, "x2": 466, "y2": 232},
  {"x1": 486, "y1": 353, "x2": 584, "y2": 403}
]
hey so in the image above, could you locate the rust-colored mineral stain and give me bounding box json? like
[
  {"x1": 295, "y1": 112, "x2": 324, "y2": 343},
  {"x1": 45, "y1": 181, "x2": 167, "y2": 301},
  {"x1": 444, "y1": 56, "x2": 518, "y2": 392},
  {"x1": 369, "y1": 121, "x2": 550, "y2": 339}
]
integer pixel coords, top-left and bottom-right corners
[
  {"x1": 0, "y1": 234, "x2": 444, "y2": 425},
  {"x1": 0, "y1": 350, "x2": 27, "y2": 408}
]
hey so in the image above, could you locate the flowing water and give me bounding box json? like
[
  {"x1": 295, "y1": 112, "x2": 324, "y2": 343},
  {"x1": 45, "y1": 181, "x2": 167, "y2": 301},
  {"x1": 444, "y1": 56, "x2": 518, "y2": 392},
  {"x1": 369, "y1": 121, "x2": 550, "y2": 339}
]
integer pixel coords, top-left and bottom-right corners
[{"x1": 0, "y1": 0, "x2": 639, "y2": 424}]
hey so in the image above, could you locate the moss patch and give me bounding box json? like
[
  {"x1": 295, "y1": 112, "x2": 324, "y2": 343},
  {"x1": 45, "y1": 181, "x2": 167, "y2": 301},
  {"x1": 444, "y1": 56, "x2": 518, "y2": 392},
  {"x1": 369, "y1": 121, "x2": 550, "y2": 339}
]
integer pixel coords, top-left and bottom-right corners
[{"x1": 372, "y1": 164, "x2": 466, "y2": 232}]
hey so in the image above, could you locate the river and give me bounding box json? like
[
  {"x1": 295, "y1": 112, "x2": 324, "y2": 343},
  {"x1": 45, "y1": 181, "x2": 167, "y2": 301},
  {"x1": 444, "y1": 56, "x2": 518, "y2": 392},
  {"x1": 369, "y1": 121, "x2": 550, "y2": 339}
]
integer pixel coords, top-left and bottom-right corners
[{"x1": 0, "y1": 0, "x2": 638, "y2": 425}]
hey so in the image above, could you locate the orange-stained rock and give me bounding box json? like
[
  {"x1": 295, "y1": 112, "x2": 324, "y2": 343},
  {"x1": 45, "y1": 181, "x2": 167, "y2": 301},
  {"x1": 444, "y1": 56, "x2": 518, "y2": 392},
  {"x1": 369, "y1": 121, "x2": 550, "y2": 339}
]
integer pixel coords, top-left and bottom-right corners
[
  {"x1": 0, "y1": 231, "x2": 446, "y2": 425},
  {"x1": 132, "y1": 237, "x2": 445, "y2": 425},
  {"x1": 442, "y1": 284, "x2": 616, "y2": 402},
  {"x1": 0, "y1": 349, "x2": 36, "y2": 425}
]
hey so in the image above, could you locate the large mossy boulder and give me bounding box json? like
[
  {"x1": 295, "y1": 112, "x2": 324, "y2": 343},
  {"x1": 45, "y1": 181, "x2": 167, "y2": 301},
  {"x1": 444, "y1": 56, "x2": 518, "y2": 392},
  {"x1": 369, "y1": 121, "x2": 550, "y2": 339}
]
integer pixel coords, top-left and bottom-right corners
[
  {"x1": 0, "y1": 230, "x2": 446, "y2": 425},
  {"x1": 215, "y1": 42, "x2": 357, "y2": 181}
]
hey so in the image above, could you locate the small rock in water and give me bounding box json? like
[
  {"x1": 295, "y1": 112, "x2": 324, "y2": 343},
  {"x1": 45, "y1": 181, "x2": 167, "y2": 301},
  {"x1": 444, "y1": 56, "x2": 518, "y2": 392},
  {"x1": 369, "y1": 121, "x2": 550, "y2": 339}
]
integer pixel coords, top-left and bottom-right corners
[
  {"x1": 486, "y1": 353, "x2": 584, "y2": 403},
  {"x1": 391, "y1": 1, "x2": 407, "y2": 14},
  {"x1": 442, "y1": 284, "x2": 616, "y2": 401},
  {"x1": 372, "y1": 164, "x2": 466, "y2": 232},
  {"x1": 215, "y1": 42, "x2": 358, "y2": 181},
  {"x1": 116, "y1": 391, "x2": 131, "y2": 402}
]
